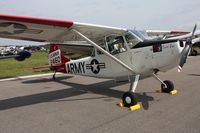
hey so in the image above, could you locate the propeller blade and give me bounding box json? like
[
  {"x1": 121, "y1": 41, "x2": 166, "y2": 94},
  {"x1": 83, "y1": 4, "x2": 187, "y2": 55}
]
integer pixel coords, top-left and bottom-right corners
[
  {"x1": 178, "y1": 45, "x2": 190, "y2": 72},
  {"x1": 178, "y1": 24, "x2": 197, "y2": 72},
  {"x1": 191, "y1": 24, "x2": 197, "y2": 40}
]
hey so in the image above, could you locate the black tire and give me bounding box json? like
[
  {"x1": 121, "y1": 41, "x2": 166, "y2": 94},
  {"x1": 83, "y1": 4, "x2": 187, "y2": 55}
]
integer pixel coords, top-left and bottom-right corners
[
  {"x1": 192, "y1": 50, "x2": 198, "y2": 56},
  {"x1": 122, "y1": 92, "x2": 137, "y2": 107},
  {"x1": 161, "y1": 80, "x2": 174, "y2": 93}
]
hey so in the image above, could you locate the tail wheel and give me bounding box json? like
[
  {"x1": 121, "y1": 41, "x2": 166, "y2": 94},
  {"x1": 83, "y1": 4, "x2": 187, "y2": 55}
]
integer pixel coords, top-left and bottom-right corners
[
  {"x1": 161, "y1": 80, "x2": 174, "y2": 93},
  {"x1": 53, "y1": 74, "x2": 56, "y2": 80},
  {"x1": 122, "y1": 92, "x2": 137, "y2": 107},
  {"x1": 52, "y1": 71, "x2": 56, "y2": 80}
]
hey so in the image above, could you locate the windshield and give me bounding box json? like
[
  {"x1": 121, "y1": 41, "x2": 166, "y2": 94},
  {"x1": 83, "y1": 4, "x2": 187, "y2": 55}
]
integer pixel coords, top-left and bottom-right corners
[
  {"x1": 129, "y1": 30, "x2": 150, "y2": 40},
  {"x1": 124, "y1": 31, "x2": 142, "y2": 49}
]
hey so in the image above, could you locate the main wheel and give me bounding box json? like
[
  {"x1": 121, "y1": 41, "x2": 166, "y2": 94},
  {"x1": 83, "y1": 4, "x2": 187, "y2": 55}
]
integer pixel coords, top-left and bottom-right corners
[
  {"x1": 192, "y1": 50, "x2": 198, "y2": 56},
  {"x1": 122, "y1": 92, "x2": 137, "y2": 107},
  {"x1": 161, "y1": 80, "x2": 174, "y2": 93}
]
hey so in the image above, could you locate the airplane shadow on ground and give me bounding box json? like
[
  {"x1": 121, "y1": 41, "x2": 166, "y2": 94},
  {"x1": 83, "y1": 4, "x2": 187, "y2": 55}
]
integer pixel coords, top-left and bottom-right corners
[
  {"x1": 0, "y1": 76, "x2": 154, "y2": 111},
  {"x1": 188, "y1": 74, "x2": 200, "y2": 77}
]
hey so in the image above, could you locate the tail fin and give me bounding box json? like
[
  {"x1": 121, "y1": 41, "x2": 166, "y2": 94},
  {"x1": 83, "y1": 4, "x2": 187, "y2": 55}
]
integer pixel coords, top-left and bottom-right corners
[{"x1": 49, "y1": 44, "x2": 70, "y2": 73}]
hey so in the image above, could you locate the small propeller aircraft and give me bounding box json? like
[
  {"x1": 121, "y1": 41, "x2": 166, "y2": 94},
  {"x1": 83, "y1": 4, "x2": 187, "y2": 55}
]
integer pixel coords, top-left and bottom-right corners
[
  {"x1": 0, "y1": 50, "x2": 31, "y2": 61},
  {"x1": 0, "y1": 14, "x2": 199, "y2": 108}
]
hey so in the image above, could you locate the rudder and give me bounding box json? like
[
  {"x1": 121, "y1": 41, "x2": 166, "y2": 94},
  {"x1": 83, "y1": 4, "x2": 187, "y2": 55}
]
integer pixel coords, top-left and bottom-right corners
[{"x1": 49, "y1": 43, "x2": 70, "y2": 73}]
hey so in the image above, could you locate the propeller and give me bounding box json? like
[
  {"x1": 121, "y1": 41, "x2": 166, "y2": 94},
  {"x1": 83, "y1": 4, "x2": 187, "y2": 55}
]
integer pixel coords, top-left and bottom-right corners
[{"x1": 178, "y1": 24, "x2": 197, "y2": 72}]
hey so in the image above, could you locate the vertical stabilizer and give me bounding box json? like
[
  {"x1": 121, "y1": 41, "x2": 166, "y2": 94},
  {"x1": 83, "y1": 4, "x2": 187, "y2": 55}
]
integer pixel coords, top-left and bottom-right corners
[{"x1": 49, "y1": 44, "x2": 70, "y2": 73}]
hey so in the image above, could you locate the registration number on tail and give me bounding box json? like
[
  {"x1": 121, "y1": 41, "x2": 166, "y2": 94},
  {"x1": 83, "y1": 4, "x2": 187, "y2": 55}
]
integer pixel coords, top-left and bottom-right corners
[{"x1": 49, "y1": 49, "x2": 61, "y2": 65}]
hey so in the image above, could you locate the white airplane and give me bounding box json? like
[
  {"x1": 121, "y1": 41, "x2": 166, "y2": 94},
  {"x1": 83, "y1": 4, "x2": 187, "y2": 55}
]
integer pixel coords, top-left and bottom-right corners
[{"x1": 0, "y1": 14, "x2": 199, "y2": 109}]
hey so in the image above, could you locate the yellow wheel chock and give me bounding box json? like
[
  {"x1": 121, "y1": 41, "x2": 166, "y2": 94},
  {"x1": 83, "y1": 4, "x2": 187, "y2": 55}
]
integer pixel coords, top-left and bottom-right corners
[
  {"x1": 118, "y1": 101, "x2": 124, "y2": 107},
  {"x1": 117, "y1": 101, "x2": 141, "y2": 111},
  {"x1": 170, "y1": 90, "x2": 177, "y2": 95},
  {"x1": 129, "y1": 103, "x2": 141, "y2": 111}
]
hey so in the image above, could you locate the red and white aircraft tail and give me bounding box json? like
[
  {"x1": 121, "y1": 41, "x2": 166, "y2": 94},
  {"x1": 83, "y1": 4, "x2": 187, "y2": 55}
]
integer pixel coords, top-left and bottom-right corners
[{"x1": 49, "y1": 44, "x2": 70, "y2": 73}]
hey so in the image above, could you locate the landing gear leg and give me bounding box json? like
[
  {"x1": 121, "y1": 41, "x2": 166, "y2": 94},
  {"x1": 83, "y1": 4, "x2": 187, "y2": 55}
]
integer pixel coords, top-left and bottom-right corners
[
  {"x1": 152, "y1": 73, "x2": 174, "y2": 93},
  {"x1": 53, "y1": 71, "x2": 57, "y2": 80},
  {"x1": 122, "y1": 74, "x2": 140, "y2": 107}
]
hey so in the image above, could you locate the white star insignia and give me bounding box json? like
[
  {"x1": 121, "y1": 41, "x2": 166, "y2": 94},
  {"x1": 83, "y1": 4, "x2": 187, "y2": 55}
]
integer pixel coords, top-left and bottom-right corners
[{"x1": 91, "y1": 62, "x2": 99, "y2": 71}]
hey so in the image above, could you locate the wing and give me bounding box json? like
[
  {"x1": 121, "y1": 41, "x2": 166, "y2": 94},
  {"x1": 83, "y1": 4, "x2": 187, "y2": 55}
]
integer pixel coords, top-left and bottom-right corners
[
  {"x1": 0, "y1": 14, "x2": 136, "y2": 73},
  {"x1": 146, "y1": 30, "x2": 189, "y2": 38},
  {"x1": 0, "y1": 14, "x2": 127, "y2": 43},
  {"x1": 147, "y1": 29, "x2": 200, "y2": 42}
]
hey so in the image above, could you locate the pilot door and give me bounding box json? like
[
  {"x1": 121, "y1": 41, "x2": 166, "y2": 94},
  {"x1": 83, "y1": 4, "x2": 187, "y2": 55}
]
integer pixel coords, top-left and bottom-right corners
[{"x1": 105, "y1": 35, "x2": 132, "y2": 77}]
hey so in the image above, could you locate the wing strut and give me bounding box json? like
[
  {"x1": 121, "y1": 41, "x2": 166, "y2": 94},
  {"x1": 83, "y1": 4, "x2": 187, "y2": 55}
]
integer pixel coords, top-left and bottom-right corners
[{"x1": 72, "y1": 29, "x2": 135, "y2": 74}]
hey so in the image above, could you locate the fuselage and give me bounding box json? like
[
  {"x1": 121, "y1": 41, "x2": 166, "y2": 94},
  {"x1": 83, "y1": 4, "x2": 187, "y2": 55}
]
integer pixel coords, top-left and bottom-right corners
[
  {"x1": 64, "y1": 41, "x2": 184, "y2": 79},
  {"x1": 48, "y1": 29, "x2": 186, "y2": 80}
]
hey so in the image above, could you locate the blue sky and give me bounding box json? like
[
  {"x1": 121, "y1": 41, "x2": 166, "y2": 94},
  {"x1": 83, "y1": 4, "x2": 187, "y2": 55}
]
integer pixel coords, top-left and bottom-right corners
[{"x1": 0, "y1": 0, "x2": 200, "y2": 45}]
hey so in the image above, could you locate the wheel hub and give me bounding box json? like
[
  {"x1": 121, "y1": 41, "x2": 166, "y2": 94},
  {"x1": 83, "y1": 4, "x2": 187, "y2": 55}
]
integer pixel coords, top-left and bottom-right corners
[{"x1": 125, "y1": 96, "x2": 132, "y2": 104}]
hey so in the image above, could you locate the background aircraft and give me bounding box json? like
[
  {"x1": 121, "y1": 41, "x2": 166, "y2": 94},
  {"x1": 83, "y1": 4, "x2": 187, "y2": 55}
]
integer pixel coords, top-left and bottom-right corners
[{"x1": 0, "y1": 50, "x2": 31, "y2": 61}]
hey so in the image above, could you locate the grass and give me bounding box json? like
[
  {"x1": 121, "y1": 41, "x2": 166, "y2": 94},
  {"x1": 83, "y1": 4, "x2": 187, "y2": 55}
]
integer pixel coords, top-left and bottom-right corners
[{"x1": 0, "y1": 52, "x2": 52, "y2": 79}]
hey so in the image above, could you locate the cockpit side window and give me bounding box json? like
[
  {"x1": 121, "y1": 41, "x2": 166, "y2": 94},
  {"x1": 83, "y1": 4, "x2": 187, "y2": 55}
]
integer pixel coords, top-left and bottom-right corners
[
  {"x1": 105, "y1": 35, "x2": 126, "y2": 55},
  {"x1": 124, "y1": 31, "x2": 141, "y2": 49}
]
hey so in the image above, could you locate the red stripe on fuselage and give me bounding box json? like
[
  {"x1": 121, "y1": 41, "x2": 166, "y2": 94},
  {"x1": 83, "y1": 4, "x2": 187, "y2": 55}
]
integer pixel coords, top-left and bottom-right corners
[{"x1": 0, "y1": 14, "x2": 74, "y2": 28}]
